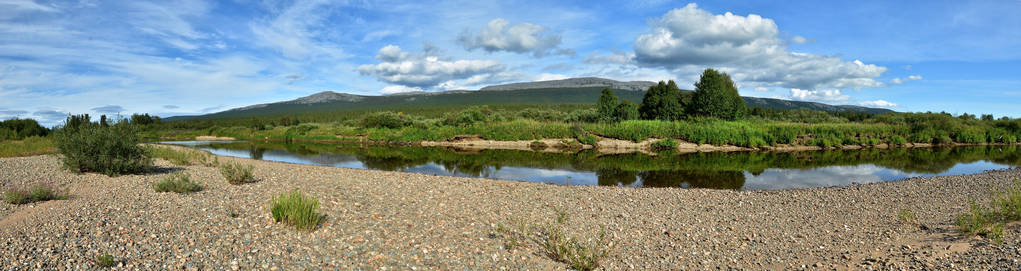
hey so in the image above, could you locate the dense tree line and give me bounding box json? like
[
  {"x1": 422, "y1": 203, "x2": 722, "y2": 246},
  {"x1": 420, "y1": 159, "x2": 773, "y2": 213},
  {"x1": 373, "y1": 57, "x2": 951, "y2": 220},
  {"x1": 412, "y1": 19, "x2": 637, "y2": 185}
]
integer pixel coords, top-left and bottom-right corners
[
  {"x1": 0, "y1": 118, "x2": 49, "y2": 140},
  {"x1": 596, "y1": 68, "x2": 748, "y2": 122}
]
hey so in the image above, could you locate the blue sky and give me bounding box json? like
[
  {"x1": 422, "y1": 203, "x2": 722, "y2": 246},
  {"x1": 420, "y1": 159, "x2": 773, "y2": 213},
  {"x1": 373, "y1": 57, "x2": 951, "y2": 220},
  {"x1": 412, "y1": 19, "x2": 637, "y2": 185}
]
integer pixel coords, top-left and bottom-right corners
[{"x1": 1, "y1": 0, "x2": 1019, "y2": 126}]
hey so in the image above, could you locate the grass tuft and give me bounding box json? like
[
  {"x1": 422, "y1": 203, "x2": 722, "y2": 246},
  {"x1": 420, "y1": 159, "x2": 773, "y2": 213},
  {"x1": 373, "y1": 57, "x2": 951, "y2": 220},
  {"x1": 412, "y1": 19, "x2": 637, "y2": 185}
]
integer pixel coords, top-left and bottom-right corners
[
  {"x1": 897, "y1": 208, "x2": 917, "y2": 224},
  {"x1": 153, "y1": 172, "x2": 202, "y2": 193},
  {"x1": 270, "y1": 189, "x2": 323, "y2": 231},
  {"x1": 220, "y1": 162, "x2": 254, "y2": 185},
  {"x1": 955, "y1": 180, "x2": 1021, "y2": 244},
  {"x1": 540, "y1": 218, "x2": 613, "y2": 270},
  {"x1": 650, "y1": 138, "x2": 678, "y2": 151},
  {"x1": 495, "y1": 210, "x2": 614, "y2": 271},
  {"x1": 3, "y1": 183, "x2": 66, "y2": 204},
  {"x1": 95, "y1": 254, "x2": 116, "y2": 268}
]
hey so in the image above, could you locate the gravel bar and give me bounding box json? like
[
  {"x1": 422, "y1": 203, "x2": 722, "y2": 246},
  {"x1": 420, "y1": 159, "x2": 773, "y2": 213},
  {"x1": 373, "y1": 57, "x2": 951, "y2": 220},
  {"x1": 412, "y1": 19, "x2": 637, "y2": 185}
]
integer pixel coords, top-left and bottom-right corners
[{"x1": 2, "y1": 154, "x2": 1020, "y2": 270}]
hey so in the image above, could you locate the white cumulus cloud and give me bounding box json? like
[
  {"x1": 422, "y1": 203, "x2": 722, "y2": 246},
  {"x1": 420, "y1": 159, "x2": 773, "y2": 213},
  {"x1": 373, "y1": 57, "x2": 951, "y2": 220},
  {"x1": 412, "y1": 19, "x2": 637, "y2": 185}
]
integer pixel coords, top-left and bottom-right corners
[
  {"x1": 380, "y1": 85, "x2": 424, "y2": 95},
  {"x1": 358, "y1": 44, "x2": 506, "y2": 89},
  {"x1": 789, "y1": 89, "x2": 851, "y2": 103},
  {"x1": 458, "y1": 18, "x2": 574, "y2": 57},
  {"x1": 860, "y1": 100, "x2": 899, "y2": 107},
  {"x1": 631, "y1": 3, "x2": 886, "y2": 90}
]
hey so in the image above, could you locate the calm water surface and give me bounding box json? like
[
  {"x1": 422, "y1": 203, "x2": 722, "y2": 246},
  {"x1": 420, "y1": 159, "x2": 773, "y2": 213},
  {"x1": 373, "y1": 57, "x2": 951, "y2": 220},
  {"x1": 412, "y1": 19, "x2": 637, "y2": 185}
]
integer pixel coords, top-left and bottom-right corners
[{"x1": 164, "y1": 141, "x2": 1020, "y2": 190}]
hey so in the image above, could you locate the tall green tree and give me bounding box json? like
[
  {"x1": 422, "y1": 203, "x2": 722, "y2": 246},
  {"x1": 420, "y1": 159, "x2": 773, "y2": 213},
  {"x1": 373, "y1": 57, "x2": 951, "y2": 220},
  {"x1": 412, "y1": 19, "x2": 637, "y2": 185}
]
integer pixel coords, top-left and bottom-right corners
[
  {"x1": 613, "y1": 101, "x2": 639, "y2": 121},
  {"x1": 596, "y1": 88, "x2": 620, "y2": 122},
  {"x1": 689, "y1": 69, "x2": 746, "y2": 120},
  {"x1": 639, "y1": 81, "x2": 685, "y2": 121}
]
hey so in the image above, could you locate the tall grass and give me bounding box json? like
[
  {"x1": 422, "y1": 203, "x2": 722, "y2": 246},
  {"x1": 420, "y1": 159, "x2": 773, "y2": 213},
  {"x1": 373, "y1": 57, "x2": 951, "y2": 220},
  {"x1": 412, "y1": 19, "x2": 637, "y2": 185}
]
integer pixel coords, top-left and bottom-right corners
[
  {"x1": 153, "y1": 172, "x2": 202, "y2": 193},
  {"x1": 3, "y1": 183, "x2": 67, "y2": 204},
  {"x1": 220, "y1": 162, "x2": 254, "y2": 185},
  {"x1": 270, "y1": 189, "x2": 323, "y2": 231},
  {"x1": 0, "y1": 136, "x2": 56, "y2": 158}
]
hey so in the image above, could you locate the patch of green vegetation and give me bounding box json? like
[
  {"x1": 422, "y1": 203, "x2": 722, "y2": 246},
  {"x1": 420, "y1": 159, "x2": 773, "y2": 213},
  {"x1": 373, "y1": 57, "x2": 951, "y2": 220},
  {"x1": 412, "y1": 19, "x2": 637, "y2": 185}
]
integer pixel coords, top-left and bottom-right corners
[
  {"x1": 270, "y1": 189, "x2": 323, "y2": 231},
  {"x1": 529, "y1": 140, "x2": 548, "y2": 150},
  {"x1": 576, "y1": 134, "x2": 598, "y2": 146},
  {"x1": 554, "y1": 139, "x2": 583, "y2": 150},
  {"x1": 153, "y1": 172, "x2": 202, "y2": 194},
  {"x1": 94, "y1": 254, "x2": 116, "y2": 268},
  {"x1": 0, "y1": 118, "x2": 49, "y2": 141},
  {"x1": 493, "y1": 211, "x2": 614, "y2": 271},
  {"x1": 220, "y1": 162, "x2": 254, "y2": 185},
  {"x1": 55, "y1": 115, "x2": 151, "y2": 176},
  {"x1": 145, "y1": 145, "x2": 214, "y2": 166},
  {"x1": 0, "y1": 136, "x2": 55, "y2": 158},
  {"x1": 897, "y1": 208, "x2": 917, "y2": 224},
  {"x1": 956, "y1": 180, "x2": 1021, "y2": 244},
  {"x1": 2, "y1": 183, "x2": 67, "y2": 205},
  {"x1": 541, "y1": 223, "x2": 613, "y2": 271}
]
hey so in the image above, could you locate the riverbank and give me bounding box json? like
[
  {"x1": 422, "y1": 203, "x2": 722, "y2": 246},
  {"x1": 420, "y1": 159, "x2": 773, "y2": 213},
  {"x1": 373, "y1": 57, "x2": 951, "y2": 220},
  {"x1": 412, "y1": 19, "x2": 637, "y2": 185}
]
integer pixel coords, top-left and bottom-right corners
[
  {"x1": 189, "y1": 134, "x2": 1018, "y2": 155},
  {"x1": 1, "y1": 154, "x2": 1020, "y2": 269}
]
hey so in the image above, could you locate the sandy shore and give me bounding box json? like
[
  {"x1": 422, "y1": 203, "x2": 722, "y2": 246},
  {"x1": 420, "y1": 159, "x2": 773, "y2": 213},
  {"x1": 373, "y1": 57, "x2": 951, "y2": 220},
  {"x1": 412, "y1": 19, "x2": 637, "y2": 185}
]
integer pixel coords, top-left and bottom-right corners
[{"x1": 1, "y1": 154, "x2": 1020, "y2": 270}]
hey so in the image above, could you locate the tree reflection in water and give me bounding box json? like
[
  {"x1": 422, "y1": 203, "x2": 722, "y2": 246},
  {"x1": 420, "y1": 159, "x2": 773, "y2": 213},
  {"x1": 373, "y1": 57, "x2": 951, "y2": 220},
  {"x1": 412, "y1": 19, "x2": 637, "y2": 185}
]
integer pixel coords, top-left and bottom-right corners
[{"x1": 184, "y1": 141, "x2": 1021, "y2": 190}]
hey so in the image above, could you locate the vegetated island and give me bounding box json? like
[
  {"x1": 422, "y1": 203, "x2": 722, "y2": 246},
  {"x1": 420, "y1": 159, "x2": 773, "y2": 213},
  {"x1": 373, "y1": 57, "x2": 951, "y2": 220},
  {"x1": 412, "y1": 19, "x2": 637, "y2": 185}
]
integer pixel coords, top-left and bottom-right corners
[{"x1": 139, "y1": 71, "x2": 1020, "y2": 154}]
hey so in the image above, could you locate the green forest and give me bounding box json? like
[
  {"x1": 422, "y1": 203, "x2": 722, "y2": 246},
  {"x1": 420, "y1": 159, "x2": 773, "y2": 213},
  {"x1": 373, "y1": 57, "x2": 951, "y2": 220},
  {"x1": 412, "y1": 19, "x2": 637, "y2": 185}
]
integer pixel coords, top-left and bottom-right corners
[{"x1": 4, "y1": 69, "x2": 1021, "y2": 153}]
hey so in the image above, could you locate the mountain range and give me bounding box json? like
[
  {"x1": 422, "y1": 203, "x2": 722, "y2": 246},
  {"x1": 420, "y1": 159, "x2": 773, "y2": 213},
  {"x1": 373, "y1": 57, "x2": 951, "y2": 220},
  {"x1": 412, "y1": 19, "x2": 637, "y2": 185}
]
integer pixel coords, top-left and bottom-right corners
[{"x1": 166, "y1": 78, "x2": 892, "y2": 121}]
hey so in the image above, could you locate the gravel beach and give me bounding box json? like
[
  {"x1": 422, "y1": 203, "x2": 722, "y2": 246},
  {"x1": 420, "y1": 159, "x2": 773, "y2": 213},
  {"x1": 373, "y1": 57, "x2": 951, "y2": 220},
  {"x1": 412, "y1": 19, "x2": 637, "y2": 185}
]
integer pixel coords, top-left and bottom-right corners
[{"x1": 2, "y1": 153, "x2": 1020, "y2": 270}]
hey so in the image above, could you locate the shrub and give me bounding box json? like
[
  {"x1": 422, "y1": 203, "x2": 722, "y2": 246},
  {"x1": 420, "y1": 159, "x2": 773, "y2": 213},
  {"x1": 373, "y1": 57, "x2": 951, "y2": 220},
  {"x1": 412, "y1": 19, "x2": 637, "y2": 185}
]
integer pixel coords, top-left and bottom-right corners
[
  {"x1": 934, "y1": 135, "x2": 954, "y2": 145},
  {"x1": 154, "y1": 172, "x2": 202, "y2": 193},
  {"x1": 54, "y1": 116, "x2": 151, "y2": 176},
  {"x1": 650, "y1": 138, "x2": 678, "y2": 151},
  {"x1": 220, "y1": 162, "x2": 254, "y2": 185},
  {"x1": 888, "y1": 135, "x2": 908, "y2": 146},
  {"x1": 576, "y1": 134, "x2": 598, "y2": 146},
  {"x1": 270, "y1": 189, "x2": 323, "y2": 231},
  {"x1": 359, "y1": 111, "x2": 411, "y2": 129},
  {"x1": 516, "y1": 108, "x2": 567, "y2": 122},
  {"x1": 3, "y1": 183, "x2": 67, "y2": 204},
  {"x1": 565, "y1": 109, "x2": 600, "y2": 123}
]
